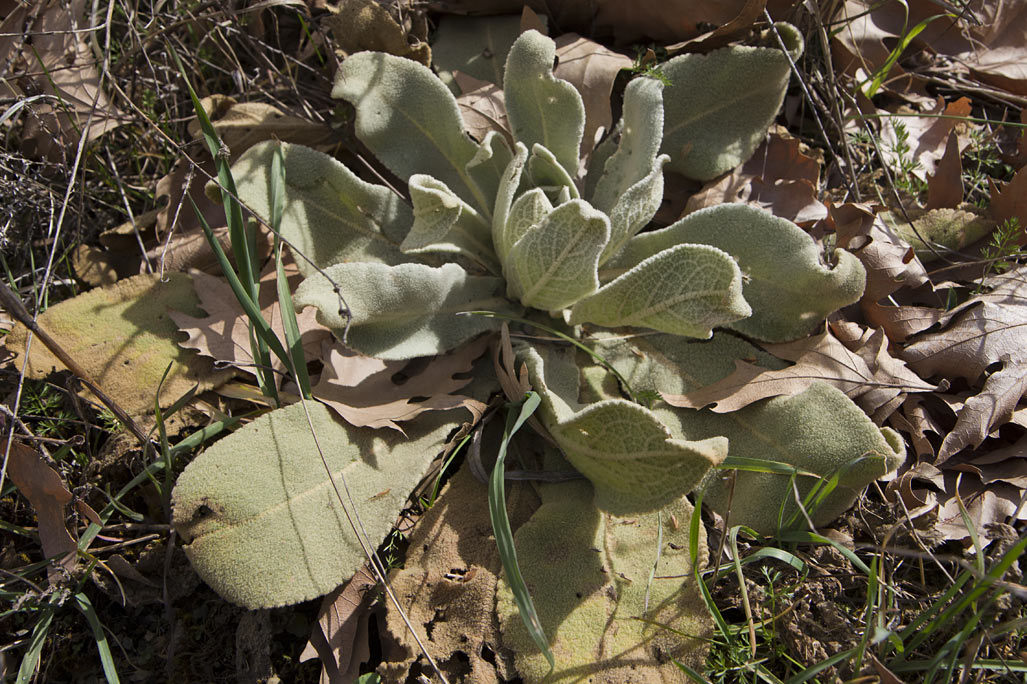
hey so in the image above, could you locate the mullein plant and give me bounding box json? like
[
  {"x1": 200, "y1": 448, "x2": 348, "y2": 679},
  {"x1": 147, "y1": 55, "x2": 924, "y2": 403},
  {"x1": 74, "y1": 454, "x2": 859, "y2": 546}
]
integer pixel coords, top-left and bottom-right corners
[{"x1": 172, "y1": 27, "x2": 904, "y2": 681}]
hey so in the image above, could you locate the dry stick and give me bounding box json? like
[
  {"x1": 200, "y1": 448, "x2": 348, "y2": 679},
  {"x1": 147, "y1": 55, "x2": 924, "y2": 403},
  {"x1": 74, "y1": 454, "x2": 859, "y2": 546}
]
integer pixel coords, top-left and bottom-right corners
[{"x1": 0, "y1": 280, "x2": 153, "y2": 453}]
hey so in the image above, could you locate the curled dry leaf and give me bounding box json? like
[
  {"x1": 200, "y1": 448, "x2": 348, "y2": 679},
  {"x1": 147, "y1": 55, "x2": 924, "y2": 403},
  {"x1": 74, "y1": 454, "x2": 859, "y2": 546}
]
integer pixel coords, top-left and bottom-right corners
[
  {"x1": 832, "y1": 0, "x2": 1027, "y2": 97},
  {"x1": 684, "y1": 132, "x2": 827, "y2": 225},
  {"x1": 312, "y1": 335, "x2": 491, "y2": 432},
  {"x1": 925, "y1": 132, "x2": 964, "y2": 210},
  {"x1": 5, "y1": 441, "x2": 77, "y2": 584},
  {"x1": 831, "y1": 202, "x2": 938, "y2": 342},
  {"x1": 12, "y1": 0, "x2": 125, "y2": 159},
  {"x1": 170, "y1": 267, "x2": 330, "y2": 387},
  {"x1": 663, "y1": 327, "x2": 934, "y2": 421}
]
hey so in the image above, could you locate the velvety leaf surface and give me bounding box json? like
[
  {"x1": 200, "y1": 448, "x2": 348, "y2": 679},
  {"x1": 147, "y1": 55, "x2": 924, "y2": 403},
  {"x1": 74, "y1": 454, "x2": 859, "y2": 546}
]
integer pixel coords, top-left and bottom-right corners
[
  {"x1": 551, "y1": 400, "x2": 727, "y2": 514},
  {"x1": 505, "y1": 199, "x2": 609, "y2": 311},
  {"x1": 295, "y1": 262, "x2": 513, "y2": 360},
  {"x1": 171, "y1": 404, "x2": 460, "y2": 609},
  {"x1": 571, "y1": 243, "x2": 750, "y2": 338},
  {"x1": 497, "y1": 480, "x2": 710, "y2": 683},
  {"x1": 503, "y1": 30, "x2": 585, "y2": 179},
  {"x1": 492, "y1": 142, "x2": 530, "y2": 264},
  {"x1": 332, "y1": 51, "x2": 492, "y2": 213},
  {"x1": 230, "y1": 141, "x2": 409, "y2": 277},
  {"x1": 611, "y1": 204, "x2": 865, "y2": 341},
  {"x1": 6, "y1": 273, "x2": 229, "y2": 416},
  {"x1": 526, "y1": 143, "x2": 579, "y2": 199},
  {"x1": 662, "y1": 383, "x2": 906, "y2": 534},
  {"x1": 402, "y1": 174, "x2": 498, "y2": 272},
  {"x1": 660, "y1": 45, "x2": 793, "y2": 181},
  {"x1": 500, "y1": 188, "x2": 553, "y2": 267}
]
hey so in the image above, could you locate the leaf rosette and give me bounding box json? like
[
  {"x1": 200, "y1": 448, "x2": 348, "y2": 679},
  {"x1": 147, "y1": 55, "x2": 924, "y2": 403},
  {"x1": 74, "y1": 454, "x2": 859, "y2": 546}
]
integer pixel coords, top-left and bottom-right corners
[{"x1": 172, "y1": 26, "x2": 905, "y2": 679}]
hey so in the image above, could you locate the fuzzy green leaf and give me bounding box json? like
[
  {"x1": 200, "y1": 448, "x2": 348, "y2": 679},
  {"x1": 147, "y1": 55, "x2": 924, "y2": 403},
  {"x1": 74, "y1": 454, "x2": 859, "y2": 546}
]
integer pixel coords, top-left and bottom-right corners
[
  {"x1": 492, "y1": 142, "x2": 529, "y2": 261},
  {"x1": 506, "y1": 200, "x2": 609, "y2": 311},
  {"x1": 659, "y1": 383, "x2": 906, "y2": 534},
  {"x1": 503, "y1": 30, "x2": 585, "y2": 179},
  {"x1": 526, "y1": 143, "x2": 580, "y2": 200},
  {"x1": 332, "y1": 51, "x2": 491, "y2": 213},
  {"x1": 551, "y1": 400, "x2": 727, "y2": 514},
  {"x1": 612, "y1": 204, "x2": 865, "y2": 342},
  {"x1": 499, "y1": 188, "x2": 553, "y2": 266},
  {"x1": 466, "y1": 131, "x2": 514, "y2": 210},
  {"x1": 401, "y1": 174, "x2": 499, "y2": 272},
  {"x1": 571, "y1": 244, "x2": 751, "y2": 338},
  {"x1": 497, "y1": 481, "x2": 711, "y2": 682},
  {"x1": 602, "y1": 155, "x2": 668, "y2": 264},
  {"x1": 294, "y1": 262, "x2": 513, "y2": 359},
  {"x1": 661, "y1": 45, "x2": 793, "y2": 181},
  {"x1": 231, "y1": 141, "x2": 408, "y2": 276},
  {"x1": 172, "y1": 403, "x2": 460, "y2": 608},
  {"x1": 590, "y1": 77, "x2": 665, "y2": 214}
]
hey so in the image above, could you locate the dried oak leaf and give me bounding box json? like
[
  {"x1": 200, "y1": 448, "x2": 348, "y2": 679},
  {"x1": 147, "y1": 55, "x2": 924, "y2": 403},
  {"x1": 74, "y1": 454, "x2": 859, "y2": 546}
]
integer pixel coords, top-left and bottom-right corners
[
  {"x1": 684, "y1": 132, "x2": 827, "y2": 225},
  {"x1": 312, "y1": 335, "x2": 490, "y2": 432},
  {"x1": 663, "y1": 327, "x2": 934, "y2": 422},
  {"x1": 5, "y1": 440, "x2": 77, "y2": 584},
  {"x1": 378, "y1": 463, "x2": 540, "y2": 683},
  {"x1": 831, "y1": 202, "x2": 939, "y2": 342},
  {"x1": 989, "y1": 166, "x2": 1027, "y2": 238},
  {"x1": 300, "y1": 566, "x2": 377, "y2": 684},
  {"x1": 5, "y1": 273, "x2": 229, "y2": 416},
  {"x1": 170, "y1": 268, "x2": 330, "y2": 387},
  {"x1": 455, "y1": 72, "x2": 509, "y2": 143},
  {"x1": 926, "y1": 132, "x2": 964, "y2": 210},
  {"x1": 552, "y1": 34, "x2": 632, "y2": 156},
  {"x1": 877, "y1": 97, "x2": 972, "y2": 182}
]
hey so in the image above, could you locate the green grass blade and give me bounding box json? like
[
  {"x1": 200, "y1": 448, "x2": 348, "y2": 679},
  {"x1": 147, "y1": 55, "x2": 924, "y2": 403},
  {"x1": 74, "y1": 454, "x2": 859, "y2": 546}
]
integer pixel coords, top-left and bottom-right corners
[
  {"x1": 718, "y1": 456, "x2": 818, "y2": 478},
  {"x1": 72, "y1": 592, "x2": 121, "y2": 684},
  {"x1": 775, "y1": 530, "x2": 873, "y2": 575},
  {"x1": 16, "y1": 604, "x2": 54, "y2": 684},
  {"x1": 488, "y1": 392, "x2": 554, "y2": 671},
  {"x1": 169, "y1": 414, "x2": 247, "y2": 456},
  {"x1": 270, "y1": 144, "x2": 312, "y2": 399},
  {"x1": 189, "y1": 197, "x2": 292, "y2": 375}
]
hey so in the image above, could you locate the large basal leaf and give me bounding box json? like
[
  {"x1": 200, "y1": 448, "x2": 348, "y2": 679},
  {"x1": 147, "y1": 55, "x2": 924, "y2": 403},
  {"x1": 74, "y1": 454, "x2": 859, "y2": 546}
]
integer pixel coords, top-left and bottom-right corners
[
  {"x1": 660, "y1": 44, "x2": 794, "y2": 181},
  {"x1": 551, "y1": 400, "x2": 727, "y2": 514},
  {"x1": 610, "y1": 204, "x2": 865, "y2": 342},
  {"x1": 171, "y1": 403, "x2": 460, "y2": 608},
  {"x1": 505, "y1": 199, "x2": 609, "y2": 311},
  {"x1": 570, "y1": 243, "x2": 751, "y2": 338},
  {"x1": 231, "y1": 141, "x2": 409, "y2": 277},
  {"x1": 497, "y1": 480, "x2": 711, "y2": 683},
  {"x1": 401, "y1": 174, "x2": 499, "y2": 273},
  {"x1": 332, "y1": 51, "x2": 492, "y2": 214},
  {"x1": 503, "y1": 30, "x2": 585, "y2": 180},
  {"x1": 294, "y1": 262, "x2": 514, "y2": 360},
  {"x1": 6, "y1": 273, "x2": 230, "y2": 416},
  {"x1": 658, "y1": 383, "x2": 906, "y2": 534}
]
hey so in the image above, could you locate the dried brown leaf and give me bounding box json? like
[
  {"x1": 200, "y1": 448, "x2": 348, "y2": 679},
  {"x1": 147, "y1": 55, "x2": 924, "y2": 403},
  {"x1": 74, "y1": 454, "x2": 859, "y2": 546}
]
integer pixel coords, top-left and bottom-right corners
[
  {"x1": 300, "y1": 566, "x2": 377, "y2": 684},
  {"x1": 327, "y1": 0, "x2": 430, "y2": 64},
  {"x1": 663, "y1": 328, "x2": 934, "y2": 418},
  {"x1": 926, "y1": 132, "x2": 964, "y2": 210},
  {"x1": 878, "y1": 98, "x2": 972, "y2": 182},
  {"x1": 902, "y1": 265, "x2": 1027, "y2": 382},
  {"x1": 15, "y1": 0, "x2": 125, "y2": 159},
  {"x1": 455, "y1": 72, "x2": 508, "y2": 143},
  {"x1": 552, "y1": 34, "x2": 632, "y2": 156},
  {"x1": 989, "y1": 165, "x2": 1027, "y2": 234},
  {"x1": 170, "y1": 268, "x2": 329, "y2": 387},
  {"x1": 5, "y1": 441, "x2": 77, "y2": 583},
  {"x1": 312, "y1": 336, "x2": 490, "y2": 432},
  {"x1": 936, "y1": 358, "x2": 1027, "y2": 461},
  {"x1": 684, "y1": 133, "x2": 827, "y2": 225}
]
